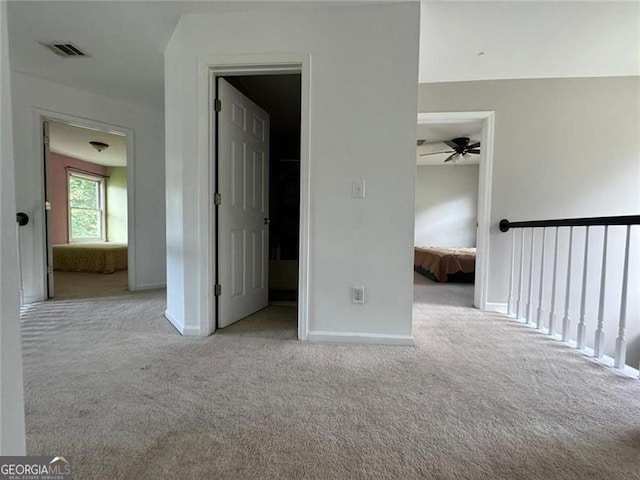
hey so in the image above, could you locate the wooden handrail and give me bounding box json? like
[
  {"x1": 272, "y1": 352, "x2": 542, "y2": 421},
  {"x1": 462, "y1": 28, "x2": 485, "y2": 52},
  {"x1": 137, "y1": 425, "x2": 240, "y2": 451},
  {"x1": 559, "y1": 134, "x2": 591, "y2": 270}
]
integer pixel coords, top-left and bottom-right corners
[{"x1": 499, "y1": 215, "x2": 640, "y2": 232}]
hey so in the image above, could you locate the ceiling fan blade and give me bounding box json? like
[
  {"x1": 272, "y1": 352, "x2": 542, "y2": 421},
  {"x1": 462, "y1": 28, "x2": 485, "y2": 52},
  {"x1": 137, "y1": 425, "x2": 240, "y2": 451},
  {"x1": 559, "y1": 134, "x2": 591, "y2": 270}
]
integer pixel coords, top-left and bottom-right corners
[
  {"x1": 467, "y1": 149, "x2": 481, "y2": 154},
  {"x1": 467, "y1": 142, "x2": 480, "y2": 149},
  {"x1": 443, "y1": 153, "x2": 457, "y2": 163},
  {"x1": 444, "y1": 140, "x2": 459, "y2": 150},
  {"x1": 419, "y1": 150, "x2": 455, "y2": 156},
  {"x1": 419, "y1": 140, "x2": 451, "y2": 147}
]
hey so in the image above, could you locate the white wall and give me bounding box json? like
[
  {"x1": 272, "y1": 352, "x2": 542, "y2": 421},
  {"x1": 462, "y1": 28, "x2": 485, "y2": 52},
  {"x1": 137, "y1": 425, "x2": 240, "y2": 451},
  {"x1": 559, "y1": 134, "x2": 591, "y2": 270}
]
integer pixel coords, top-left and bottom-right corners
[
  {"x1": 165, "y1": 3, "x2": 420, "y2": 339},
  {"x1": 415, "y1": 164, "x2": 478, "y2": 247},
  {"x1": 107, "y1": 166, "x2": 128, "y2": 243},
  {"x1": 0, "y1": 0, "x2": 26, "y2": 454},
  {"x1": 11, "y1": 72, "x2": 166, "y2": 300},
  {"x1": 419, "y1": 76, "x2": 640, "y2": 299},
  {"x1": 419, "y1": 76, "x2": 640, "y2": 361}
]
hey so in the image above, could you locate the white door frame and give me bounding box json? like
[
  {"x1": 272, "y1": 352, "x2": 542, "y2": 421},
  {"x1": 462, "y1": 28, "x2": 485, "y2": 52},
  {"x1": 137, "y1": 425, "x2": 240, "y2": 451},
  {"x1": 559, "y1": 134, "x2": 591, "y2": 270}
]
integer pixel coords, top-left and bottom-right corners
[
  {"x1": 417, "y1": 111, "x2": 495, "y2": 310},
  {"x1": 33, "y1": 108, "x2": 136, "y2": 297},
  {"x1": 199, "y1": 53, "x2": 311, "y2": 340}
]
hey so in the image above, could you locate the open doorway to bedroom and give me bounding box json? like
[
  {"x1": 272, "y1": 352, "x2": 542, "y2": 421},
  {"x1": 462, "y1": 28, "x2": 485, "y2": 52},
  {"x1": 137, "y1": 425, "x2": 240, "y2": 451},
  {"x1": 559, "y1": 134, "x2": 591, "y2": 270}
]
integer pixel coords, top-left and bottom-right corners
[
  {"x1": 413, "y1": 112, "x2": 494, "y2": 311},
  {"x1": 414, "y1": 121, "x2": 480, "y2": 307},
  {"x1": 44, "y1": 120, "x2": 129, "y2": 300}
]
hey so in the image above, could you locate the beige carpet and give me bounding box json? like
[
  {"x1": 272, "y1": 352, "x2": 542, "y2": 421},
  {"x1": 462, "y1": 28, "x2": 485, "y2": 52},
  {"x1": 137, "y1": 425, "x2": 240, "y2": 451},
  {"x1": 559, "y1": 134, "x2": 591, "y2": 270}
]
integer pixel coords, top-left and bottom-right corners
[
  {"x1": 51, "y1": 270, "x2": 129, "y2": 300},
  {"x1": 20, "y1": 273, "x2": 640, "y2": 479}
]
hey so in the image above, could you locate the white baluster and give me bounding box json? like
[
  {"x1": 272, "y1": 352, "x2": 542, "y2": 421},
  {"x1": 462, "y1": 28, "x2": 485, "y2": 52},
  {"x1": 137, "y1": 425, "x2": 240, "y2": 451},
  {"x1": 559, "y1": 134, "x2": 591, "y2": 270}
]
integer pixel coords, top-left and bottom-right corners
[
  {"x1": 577, "y1": 226, "x2": 590, "y2": 350},
  {"x1": 526, "y1": 229, "x2": 536, "y2": 324},
  {"x1": 507, "y1": 230, "x2": 516, "y2": 317},
  {"x1": 561, "y1": 227, "x2": 574, "y2": 342},
  {"x1": 536, "y1": 228, "x2": 547, "y2": 330},
  {"x1": 594, "y1": 226, "x2": 609, "y2": 359},
  {"x1": 516, "y1": 230, "x2": 525, "y2": 319},
  {"x1": 614, "y1": 225, "x2": 631, "y2": 369},
  {"x1": 548, "y1": 227, "x2": 560, "y2": 336}
]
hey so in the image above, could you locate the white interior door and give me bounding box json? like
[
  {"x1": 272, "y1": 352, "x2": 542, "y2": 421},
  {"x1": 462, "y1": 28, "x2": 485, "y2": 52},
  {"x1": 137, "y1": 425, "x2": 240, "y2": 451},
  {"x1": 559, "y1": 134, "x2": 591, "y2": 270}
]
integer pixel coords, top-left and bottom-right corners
[
  {"x1": 217, "y1": 78, "x2": 270, "y2": 328},
  {"x1": 43, "y1": 120, "x2": 54, "y2": 298}
]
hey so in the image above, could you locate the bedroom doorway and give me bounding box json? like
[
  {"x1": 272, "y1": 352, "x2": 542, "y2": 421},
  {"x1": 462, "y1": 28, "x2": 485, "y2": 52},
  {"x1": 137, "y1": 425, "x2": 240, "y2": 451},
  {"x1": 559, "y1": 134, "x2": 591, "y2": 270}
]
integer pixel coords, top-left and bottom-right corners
[
  {"x1": 414, "y1": 112, "x2": 494, "y2": 310},
  {"x1": 213, "y1": 73, "x2": 302, "y2": 336},
  {"x1": 41, "y1": 116, "x2": 133, "y2": 300}
]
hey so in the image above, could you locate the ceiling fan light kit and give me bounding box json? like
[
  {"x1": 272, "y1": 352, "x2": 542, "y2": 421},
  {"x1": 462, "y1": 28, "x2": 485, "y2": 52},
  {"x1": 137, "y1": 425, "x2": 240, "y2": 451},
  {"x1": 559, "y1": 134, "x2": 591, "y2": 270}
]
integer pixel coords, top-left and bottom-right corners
[{"x1": 417, "y1": 136, "x2": 481, "y2": 163}]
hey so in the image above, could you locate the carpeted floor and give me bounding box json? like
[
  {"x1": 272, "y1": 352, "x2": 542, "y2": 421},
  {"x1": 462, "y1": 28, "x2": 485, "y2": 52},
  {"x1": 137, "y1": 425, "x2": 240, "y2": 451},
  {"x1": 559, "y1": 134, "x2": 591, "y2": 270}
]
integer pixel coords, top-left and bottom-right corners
[
  {"x1": 51, "y1": 270, "x2": 129, "y2": 300},
  {"x1": 20, "y1": 273, "x2": 640, "y2": 479}
]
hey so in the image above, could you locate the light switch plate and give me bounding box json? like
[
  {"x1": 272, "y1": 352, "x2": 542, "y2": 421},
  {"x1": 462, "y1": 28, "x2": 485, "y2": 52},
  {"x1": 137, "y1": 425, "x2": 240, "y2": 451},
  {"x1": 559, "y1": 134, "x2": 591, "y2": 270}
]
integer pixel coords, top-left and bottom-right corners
[
  {"x1": 352, "y1": 286, "x2": 365, "y2": 304},
  {"x1": 352, "y1": 179, "x2": 366, "y2": 198}
]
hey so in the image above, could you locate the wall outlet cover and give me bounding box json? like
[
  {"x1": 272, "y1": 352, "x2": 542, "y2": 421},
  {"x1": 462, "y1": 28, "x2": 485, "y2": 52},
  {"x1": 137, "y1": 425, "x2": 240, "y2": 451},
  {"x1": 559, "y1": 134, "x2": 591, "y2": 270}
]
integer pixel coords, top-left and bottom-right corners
[{"x1": 352, "y1": 286, "x2": 365, "y2": 304}]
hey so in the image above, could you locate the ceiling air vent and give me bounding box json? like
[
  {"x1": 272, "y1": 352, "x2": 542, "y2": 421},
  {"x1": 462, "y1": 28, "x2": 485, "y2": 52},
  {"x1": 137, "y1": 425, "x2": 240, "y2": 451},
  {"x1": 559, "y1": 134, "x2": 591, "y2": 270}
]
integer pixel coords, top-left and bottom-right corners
[{"x1": 41, "y1": 42, "x2": 88, "y2": 58}]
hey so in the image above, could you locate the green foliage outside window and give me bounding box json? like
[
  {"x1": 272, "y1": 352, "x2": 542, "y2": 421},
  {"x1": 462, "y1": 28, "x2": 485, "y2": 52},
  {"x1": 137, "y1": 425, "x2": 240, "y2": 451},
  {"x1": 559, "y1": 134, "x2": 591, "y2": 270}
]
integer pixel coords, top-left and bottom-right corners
[{"x1": 69, "y1": 173, "x2": 103, "y2": 240}]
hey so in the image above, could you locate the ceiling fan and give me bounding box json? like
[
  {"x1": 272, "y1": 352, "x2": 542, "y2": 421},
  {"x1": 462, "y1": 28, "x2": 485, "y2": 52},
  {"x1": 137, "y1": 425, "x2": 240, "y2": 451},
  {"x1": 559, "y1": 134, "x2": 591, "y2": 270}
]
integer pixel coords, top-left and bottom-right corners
[{"x1": 417, "y1": 137, "x2": 481, "y2": 163}]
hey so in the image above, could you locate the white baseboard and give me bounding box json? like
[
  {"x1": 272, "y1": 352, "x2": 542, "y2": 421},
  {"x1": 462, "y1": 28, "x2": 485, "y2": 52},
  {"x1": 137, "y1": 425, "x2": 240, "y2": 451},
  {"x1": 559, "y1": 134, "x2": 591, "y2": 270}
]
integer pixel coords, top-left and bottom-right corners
[
  {"x1": 22, "y1": 295, "x2": 42, "y2": 305},
  {"x1": 132, "y1": 282, "x2": 166, "y2": 291},
  {"x1": 164, "y1": 310, "x2": 201, "y2": 336},
  {"x1": 182, "y1": 325, "x2": 202, "y2": 336},
  {"x1": 485, "y1": 302, "x2": 508, "y2": 314},
  {"x1": 307, "y1": 331, "x2": 414, "y2": 346},
  {"x1": 164, "y1": 310, "x2": 185, "y2": 334}
]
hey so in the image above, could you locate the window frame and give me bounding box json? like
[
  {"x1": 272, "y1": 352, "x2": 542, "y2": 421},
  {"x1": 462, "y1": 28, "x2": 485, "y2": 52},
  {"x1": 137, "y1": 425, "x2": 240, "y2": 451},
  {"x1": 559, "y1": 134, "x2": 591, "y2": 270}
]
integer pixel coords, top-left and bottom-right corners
[{"x1": 67, "y1": 171, "x2": 106, "y2": 243}]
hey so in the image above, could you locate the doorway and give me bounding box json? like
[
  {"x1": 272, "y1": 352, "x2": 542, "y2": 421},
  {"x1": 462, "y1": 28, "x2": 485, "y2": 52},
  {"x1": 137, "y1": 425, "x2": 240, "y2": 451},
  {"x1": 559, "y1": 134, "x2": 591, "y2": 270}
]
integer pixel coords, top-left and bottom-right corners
[
  {"x1": 40, "y1": 115, "x2": 134, "y2": 301},
  {"x1": 414, "y1": 121, "x2": 481, "y2": 306},
  {"x1": 414, "y1": 112, "x2": 494, "y2": 310},
  {"x1": 215, "y1": 73, "x2": 302, "y2": 333}
]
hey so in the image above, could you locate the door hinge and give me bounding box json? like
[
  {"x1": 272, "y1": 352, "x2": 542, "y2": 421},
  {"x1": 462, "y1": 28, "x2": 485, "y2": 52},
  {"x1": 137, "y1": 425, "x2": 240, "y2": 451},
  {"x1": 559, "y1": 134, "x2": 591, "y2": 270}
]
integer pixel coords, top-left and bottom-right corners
[
  {"x1": 44, "y1": 201, "x2": 52, "y2": 211},
  {"x1": 214, "y1": 192, "x2": 222, "y2": 206},
  {"x1": 214, "y1": 284, "x2": 222, "y2": 296},
  {"x1": 47, "y1": 266, "x2": 53, "y2": 274},
  {"x1": 214, "y1": 99, "x2": 222, "y2": 113},
  {"x1": 44, "y1": 135, "x2": 50, "y2": 146}
]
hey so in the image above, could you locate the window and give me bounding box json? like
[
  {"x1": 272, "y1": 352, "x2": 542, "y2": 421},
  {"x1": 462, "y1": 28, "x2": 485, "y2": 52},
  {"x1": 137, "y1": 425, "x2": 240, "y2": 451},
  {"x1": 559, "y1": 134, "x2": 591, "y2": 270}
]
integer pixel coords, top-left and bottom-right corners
[{"x1": 68, "y1": 172, "x2": 105, "y2": 242}]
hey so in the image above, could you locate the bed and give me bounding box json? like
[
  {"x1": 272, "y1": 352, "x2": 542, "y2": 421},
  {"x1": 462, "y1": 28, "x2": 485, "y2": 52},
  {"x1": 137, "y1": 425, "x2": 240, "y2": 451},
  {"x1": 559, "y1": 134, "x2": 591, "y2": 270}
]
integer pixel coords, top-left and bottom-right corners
[
  {"x1": 53, "y1": 242, "x2": 128, "y2": 274},
  {"x1": 414, "y1": 247, "x2": 476, "y2": 283}
]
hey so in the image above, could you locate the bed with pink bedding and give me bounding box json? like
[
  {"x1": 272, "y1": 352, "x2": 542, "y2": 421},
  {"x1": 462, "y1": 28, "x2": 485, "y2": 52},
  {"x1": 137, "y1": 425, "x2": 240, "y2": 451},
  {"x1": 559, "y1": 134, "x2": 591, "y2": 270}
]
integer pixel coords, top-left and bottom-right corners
[{"x1": 414, "y1": 247, "x2": 476, "y2": 283}]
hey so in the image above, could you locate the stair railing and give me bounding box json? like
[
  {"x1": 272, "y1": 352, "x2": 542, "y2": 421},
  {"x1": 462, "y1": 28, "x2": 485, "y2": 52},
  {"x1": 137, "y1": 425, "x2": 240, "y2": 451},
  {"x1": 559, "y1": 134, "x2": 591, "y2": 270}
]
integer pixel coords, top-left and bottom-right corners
[{"x1": 500, "y1": 215, "x2": 640, "y2": 375}]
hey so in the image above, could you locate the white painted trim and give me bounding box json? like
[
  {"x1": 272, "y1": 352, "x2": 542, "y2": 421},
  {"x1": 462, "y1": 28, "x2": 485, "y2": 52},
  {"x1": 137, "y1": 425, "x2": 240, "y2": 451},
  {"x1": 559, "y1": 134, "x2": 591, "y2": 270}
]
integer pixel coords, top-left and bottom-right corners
[
  {"x1": 199, "y1": 53, "x2": 311, "y2": 341},
  {"x1": 32, "y1": 108, "x2": 137, "y2": 298},
  {"x1": 486, "y1": 302, "x2": 508, "y2": 314},
  {"x1": 132, "y1": 282, "x2": 166, "y2": 291},
  {"x1": 297, "y1": 57, "x2": 312, "y2": 342},
  {"x1": 164, "y1": 309, "x2": 200, "y2": 336},
  {"x1": 23, "y1": 295, "x2": 40, "y2": 305},
  {"x1": 181, "y1": 325, "x2": 202, "y2": 336},
  {"x1": 416, "y1": 111, "x2": 495, "y2": 311},
  {"x1": 65, "y1": 170, "x2": 106, "y2": 243},
  {"x1": 308, "y1": 331, "x2": 415, "y2": 346},
  {"x1": 164, "y1": 309, "x2": 183, "y2": 333},
  {"x1": 476, "y1": 112, "x2": 495, "y2": 311}
]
